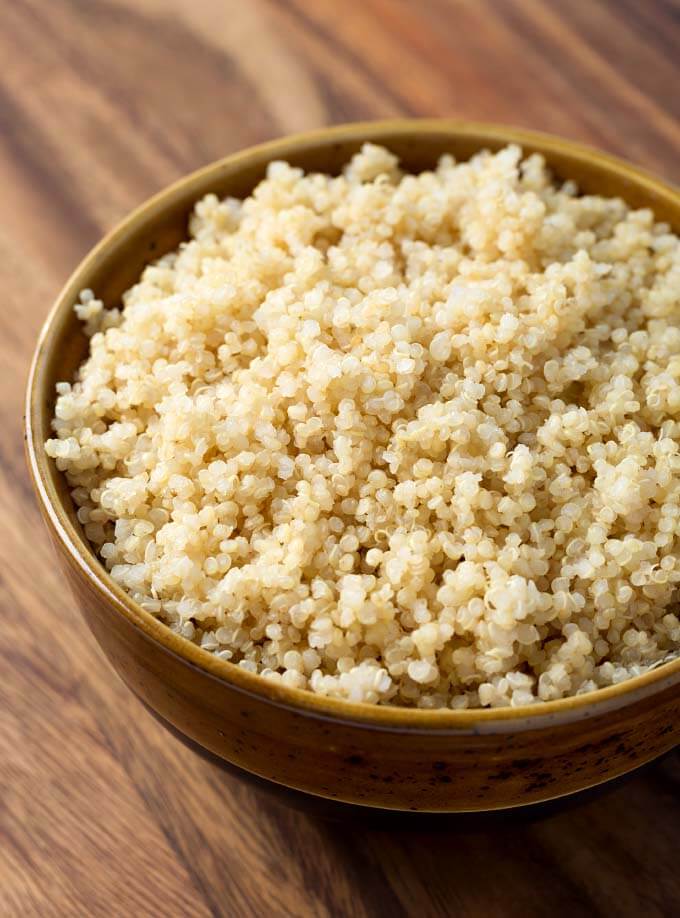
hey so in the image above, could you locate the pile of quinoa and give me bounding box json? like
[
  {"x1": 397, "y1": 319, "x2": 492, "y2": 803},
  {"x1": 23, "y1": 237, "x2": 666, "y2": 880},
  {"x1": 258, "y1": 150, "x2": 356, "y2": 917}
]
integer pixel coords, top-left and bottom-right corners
[{"x1": 46, "y1": 143, "x2": 680, "y2": 708}]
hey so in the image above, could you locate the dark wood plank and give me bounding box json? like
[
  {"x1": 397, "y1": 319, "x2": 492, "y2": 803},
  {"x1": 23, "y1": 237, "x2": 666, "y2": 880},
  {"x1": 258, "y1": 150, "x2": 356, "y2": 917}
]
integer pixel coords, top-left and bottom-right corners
[{"x1": 1, "y1": 0, "x2": 678, "y2": 914}]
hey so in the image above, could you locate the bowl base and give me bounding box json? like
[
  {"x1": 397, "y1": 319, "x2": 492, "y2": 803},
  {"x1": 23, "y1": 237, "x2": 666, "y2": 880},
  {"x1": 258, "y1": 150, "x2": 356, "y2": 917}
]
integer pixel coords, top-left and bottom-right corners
[{"x1": 141, "y1": 699, "x2": 646, "y2": 825}]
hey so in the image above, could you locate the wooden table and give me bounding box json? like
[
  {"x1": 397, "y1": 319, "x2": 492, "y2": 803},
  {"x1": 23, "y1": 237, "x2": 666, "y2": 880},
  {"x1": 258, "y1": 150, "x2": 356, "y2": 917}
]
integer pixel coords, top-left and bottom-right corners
[{"x1": 2, "y1": 1, "x2": 679, "y2": 914}]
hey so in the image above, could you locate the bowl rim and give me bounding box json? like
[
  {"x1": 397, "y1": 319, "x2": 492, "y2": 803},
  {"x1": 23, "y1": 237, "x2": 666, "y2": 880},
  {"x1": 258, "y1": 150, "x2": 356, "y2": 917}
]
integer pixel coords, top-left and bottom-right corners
[{"x1": 25, "y1": 118, "x2": 680, "y2": 732}]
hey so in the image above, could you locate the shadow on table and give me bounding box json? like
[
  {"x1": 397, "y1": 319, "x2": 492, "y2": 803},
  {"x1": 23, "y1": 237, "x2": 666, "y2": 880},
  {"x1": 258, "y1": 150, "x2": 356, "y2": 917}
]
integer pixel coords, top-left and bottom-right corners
[{"x1": 146, "y1": 706, "x2": 679, "y2": 915}]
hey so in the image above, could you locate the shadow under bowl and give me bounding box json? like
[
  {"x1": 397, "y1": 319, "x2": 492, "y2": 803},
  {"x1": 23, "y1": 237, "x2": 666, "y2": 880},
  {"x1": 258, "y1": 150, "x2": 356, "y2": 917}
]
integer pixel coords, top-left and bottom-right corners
[{"x1": 26, "y1": 120, "x2": 680, "y2": 812}]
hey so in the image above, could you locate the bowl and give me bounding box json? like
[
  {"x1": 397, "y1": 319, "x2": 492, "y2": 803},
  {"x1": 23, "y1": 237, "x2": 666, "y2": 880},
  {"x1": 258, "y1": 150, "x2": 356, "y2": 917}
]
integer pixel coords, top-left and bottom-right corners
[{"x1": 26, "y1": 120, "x2": 680, "y2": 812}]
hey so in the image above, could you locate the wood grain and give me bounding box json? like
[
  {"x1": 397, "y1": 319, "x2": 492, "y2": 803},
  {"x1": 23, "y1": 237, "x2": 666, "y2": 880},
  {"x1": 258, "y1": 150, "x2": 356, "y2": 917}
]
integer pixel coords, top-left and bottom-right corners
[{"x1": 1, "y1": 0, "x2": 679, "y2": 914}]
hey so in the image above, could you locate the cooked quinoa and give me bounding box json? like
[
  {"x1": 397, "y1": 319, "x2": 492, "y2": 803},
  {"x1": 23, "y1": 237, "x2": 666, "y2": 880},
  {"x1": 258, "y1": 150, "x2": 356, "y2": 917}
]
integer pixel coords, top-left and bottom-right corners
[{"x1": 46, "y1": 143, "x2": 680, "y2": 708}]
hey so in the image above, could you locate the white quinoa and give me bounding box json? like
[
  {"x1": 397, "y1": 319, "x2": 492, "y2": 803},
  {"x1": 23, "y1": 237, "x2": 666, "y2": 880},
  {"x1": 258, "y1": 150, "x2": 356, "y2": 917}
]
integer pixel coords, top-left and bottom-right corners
[{"x1": 46, "y1": 143, "x2": 680, "y2": 708}]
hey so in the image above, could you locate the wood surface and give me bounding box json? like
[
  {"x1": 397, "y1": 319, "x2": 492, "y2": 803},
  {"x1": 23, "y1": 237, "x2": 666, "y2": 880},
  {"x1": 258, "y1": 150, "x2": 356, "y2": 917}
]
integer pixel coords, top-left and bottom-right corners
[{"x1": 1, "y1": 0, "x2": 679, "y2": 915}]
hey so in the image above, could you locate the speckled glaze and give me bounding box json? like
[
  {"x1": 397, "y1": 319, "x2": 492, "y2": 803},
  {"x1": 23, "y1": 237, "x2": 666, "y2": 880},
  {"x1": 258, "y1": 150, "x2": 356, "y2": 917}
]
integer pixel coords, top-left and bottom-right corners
[{"x1": 26, "y1": 121, "x2": 680, "y2": 812}]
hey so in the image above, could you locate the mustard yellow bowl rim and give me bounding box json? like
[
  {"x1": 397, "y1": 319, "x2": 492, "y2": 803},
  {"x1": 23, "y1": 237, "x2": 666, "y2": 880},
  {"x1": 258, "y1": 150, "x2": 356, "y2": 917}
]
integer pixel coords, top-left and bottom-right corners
[{"x1": 26, "y1": 119, "x2": 680, "y2": 733}]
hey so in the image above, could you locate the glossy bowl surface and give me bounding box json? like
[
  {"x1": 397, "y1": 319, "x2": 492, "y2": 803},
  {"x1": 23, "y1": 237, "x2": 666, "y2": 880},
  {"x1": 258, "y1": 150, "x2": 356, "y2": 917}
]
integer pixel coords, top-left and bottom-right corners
[{"x1": 26, "y1": 120, "x2": 680, "y2": 811}]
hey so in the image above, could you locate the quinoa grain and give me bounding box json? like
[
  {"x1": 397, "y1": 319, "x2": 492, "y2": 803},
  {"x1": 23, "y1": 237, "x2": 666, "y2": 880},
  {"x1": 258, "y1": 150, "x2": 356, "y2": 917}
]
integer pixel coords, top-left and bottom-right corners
[{"x1": 46, "y1": 144, "x2": 680, "y2": 707}]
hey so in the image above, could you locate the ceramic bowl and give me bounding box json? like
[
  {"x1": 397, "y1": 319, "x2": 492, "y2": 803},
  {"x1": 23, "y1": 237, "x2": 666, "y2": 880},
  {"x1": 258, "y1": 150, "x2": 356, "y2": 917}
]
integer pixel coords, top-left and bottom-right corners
[{"x1": 26, "y1": 121, "x2": 680, "y2": 812}]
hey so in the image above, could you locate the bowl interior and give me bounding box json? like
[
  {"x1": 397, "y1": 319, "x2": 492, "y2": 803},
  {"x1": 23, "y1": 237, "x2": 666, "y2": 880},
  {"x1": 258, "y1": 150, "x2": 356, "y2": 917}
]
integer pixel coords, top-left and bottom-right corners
[{"x1": 29, "y1": 121, "x2": 680, "y2": 720}]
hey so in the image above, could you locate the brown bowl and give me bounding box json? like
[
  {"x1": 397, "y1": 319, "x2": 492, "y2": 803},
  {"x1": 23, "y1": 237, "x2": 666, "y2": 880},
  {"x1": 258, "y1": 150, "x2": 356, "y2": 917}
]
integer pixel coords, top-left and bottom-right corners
[{"x1": 26, "y1": 120, "x2": 680, "y2": 812}]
